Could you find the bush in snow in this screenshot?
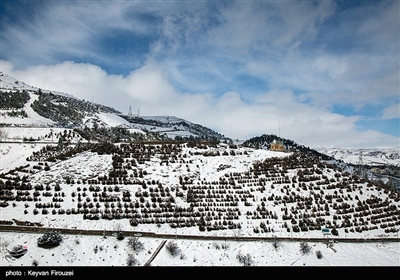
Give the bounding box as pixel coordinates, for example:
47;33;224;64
37;230;62;248
331;227;339;236
114;223;125;240
116;231;125;240
316;250;323;259
300;242;311;254
126;254;139;266
165;241;180;257
236;252;253;266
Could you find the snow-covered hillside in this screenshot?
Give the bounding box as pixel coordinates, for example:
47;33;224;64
0;71;75;99
118;114;213;140
0;72;123;128
1;141;399;238
0;72;228;142
320;147;400;167
0;140;399;268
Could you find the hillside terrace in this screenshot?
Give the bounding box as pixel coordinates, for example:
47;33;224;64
0;142;399;238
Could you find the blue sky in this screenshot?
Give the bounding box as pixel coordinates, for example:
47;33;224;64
1;0;399;149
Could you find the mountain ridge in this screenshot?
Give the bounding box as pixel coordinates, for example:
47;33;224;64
1;71;398;168
0;72;229;142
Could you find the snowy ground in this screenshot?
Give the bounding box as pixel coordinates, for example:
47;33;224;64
1;231;399;267
0;141;399;270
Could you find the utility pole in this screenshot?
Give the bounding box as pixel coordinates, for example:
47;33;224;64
279;119;280;139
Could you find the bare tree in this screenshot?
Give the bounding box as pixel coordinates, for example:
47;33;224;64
114;223;125;240
0;128;8;141
236;251;253;266
127;237;144;252
165;241;180;257
126;254;138;266
300;242;311;254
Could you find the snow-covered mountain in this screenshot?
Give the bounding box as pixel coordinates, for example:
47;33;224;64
0;71;120;127
320;147;400;167
0;71;74;97
1;72;399;171
0;72;228;142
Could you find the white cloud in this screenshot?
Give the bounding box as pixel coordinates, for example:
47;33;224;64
2;1;398;111
123;62;176;103
1;1;170;68
205;1;335;52
357;1;400;51
382;103;400;120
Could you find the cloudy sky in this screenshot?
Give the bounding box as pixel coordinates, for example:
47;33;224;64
0;0;399;149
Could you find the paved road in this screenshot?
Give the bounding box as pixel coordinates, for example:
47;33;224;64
0;224;399;243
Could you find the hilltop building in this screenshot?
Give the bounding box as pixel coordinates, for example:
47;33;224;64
270;120;285;152
270;139;285;152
